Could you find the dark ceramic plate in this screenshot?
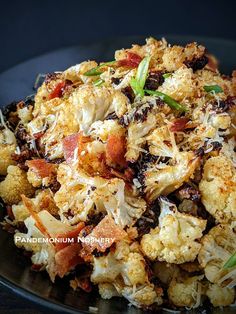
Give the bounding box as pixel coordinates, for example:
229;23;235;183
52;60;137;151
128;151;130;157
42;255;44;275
0;36;236;314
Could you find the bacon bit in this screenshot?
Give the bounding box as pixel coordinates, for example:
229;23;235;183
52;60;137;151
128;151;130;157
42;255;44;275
72;277;92;293
84;215;126;253
118;52;142;68
110;167;134;182
27;159;56;178
106;135;127;168
62;132;91;163
170;117;189;132
31;264;44;271
48;80;72;100
55;243;84;278
21;195;51;238
33;131;44;140
55;222;85;251
6;205;15;220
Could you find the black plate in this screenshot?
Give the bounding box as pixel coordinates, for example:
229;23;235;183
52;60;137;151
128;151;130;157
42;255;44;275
0;35;236;314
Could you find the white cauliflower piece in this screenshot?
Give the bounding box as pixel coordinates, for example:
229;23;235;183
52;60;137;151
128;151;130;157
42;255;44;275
141;197;206;263
120;283;162;308
70;85;128;133
159;67;195;102
144;151;200;203
55;164;146;227
168;275;204;308
198;224;236;288
98;283;121;299
147;125;174;157
0;110;17;175
206;283;235;307
199;155;236;223
91;241;163;307
89;119;125;142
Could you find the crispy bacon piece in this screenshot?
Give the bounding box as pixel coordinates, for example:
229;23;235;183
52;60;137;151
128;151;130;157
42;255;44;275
55;222;85;251
118;52;142;68
55;243;84;278
27;159;56;178
48;80;72;100
62;132;91;163
106;135;127;168
84;215;126;253
170;117;189;132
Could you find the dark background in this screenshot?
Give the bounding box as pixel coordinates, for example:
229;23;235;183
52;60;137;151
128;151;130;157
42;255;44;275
0;0;236;73
0;0;236;313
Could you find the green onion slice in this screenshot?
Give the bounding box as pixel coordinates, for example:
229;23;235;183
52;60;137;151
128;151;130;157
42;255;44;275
130;56;151;97
223;252;236;269
93;78;104;87
163;73;172;79
204;85;223;94
145;89;188;112
84;61;116;76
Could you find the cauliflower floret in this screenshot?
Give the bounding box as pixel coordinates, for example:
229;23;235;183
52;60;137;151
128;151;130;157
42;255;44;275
91;241;163;307
12;189;59;222
0;144;16;175
70;85;128;133
124;98;168;162
141;197;206;264
55;164;146;226
162;42;205;72
198;224;236;288
0;165;35;205
63;60;98;83
199;155;236;223
168;275;204;308
98;283;121;299
144;151;200;203
159;67;195;102
147;126;174;157
120;283;162;307
89;119;125;142
206;283;235;307
0;110;17;175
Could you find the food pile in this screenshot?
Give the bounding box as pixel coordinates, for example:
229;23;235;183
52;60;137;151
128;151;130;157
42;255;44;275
1;37;236;310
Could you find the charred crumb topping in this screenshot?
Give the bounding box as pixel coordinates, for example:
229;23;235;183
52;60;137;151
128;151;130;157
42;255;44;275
1;36;236;311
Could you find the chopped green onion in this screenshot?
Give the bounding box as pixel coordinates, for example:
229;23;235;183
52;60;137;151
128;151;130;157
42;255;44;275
204;85;223;94
145;89;188;112
130;56;151;97
163;73;172;79
93;78;104;87
223;252;236;269
84;61;116;76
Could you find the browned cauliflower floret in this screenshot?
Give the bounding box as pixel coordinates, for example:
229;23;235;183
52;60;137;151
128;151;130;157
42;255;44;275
199;155;236;223
198;224;236;288
141;197;206;264
91;241;163;307
167;275;204;308
144;151;200;203
0;110;17;175
63;60;98;83
55;164;146;226
0;144;16;175
158;67;195;102
0;165;35;205
206;283;235;307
